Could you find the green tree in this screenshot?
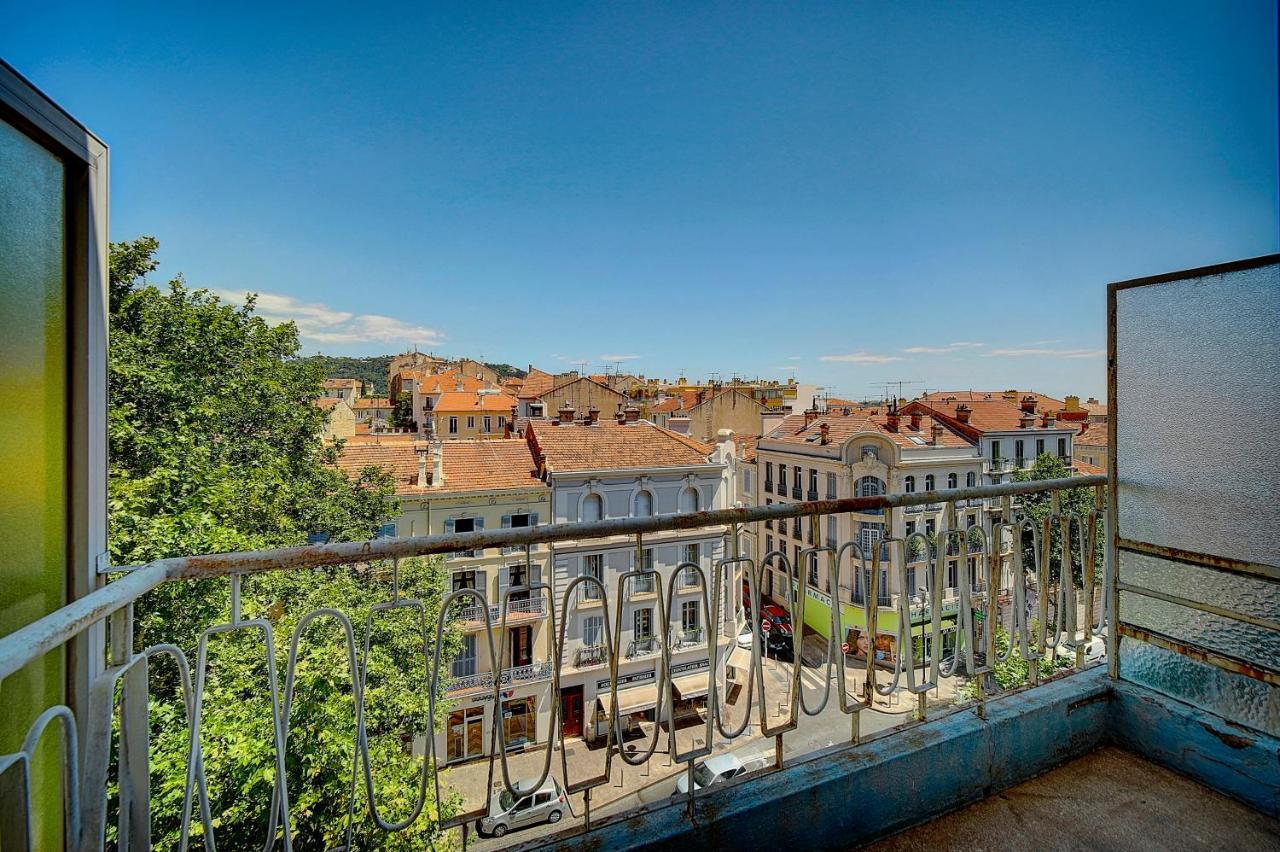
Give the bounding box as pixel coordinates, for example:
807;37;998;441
390;394;417;430
1009;454;1106;586
961;627;1073;699
108;238;458;849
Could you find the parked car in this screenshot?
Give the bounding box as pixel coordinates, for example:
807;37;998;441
478;777;568;838
673;753;748;795
736;617;795;661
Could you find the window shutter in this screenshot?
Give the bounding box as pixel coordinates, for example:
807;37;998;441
531;565;542;586
476;570;488;604
501;514;512;553
474;517;485;530
498;567;509;604
444;517;455;534
530;511;540;526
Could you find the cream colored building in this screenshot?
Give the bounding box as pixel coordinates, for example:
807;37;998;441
537;376;629;423
1074;421;1109;472
314;396;356;440
650;387;766;444
352;396;393;426
334;438;553;764
754;406;984;655
322;377;364;402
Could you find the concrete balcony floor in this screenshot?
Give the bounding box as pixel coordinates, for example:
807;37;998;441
868;746;1280;852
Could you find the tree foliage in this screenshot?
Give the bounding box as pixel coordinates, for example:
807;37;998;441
1010;454;1106;586
108;238;459;849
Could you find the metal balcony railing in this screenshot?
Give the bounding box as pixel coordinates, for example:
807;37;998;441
668;627;705;649
0;474;1113;849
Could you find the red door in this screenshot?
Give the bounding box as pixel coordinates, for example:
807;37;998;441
560;686;584;738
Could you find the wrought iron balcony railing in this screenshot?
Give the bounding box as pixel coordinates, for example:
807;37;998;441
0;474;1110;849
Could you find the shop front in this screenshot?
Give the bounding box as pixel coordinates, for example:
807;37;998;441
437;681;552;764
587;669;658;743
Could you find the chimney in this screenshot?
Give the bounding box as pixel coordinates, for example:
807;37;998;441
886;411;900;431
930;423;945;445
587;405;600;425
1020;411;1035;429
624;405;640;423
909;411;922;431
955;404;972;424
819;422;830;445
431;439;444;487
1042;411;1057;428
558;403;576;423
414;441;430;487
803;408;819;427
1020;395;1037;414
455;377;464;392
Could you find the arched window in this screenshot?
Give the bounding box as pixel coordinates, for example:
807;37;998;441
925;474;935;491
904;475;916;493
856;476;884;498
679;486;700;513
634;490;653;517
966;472;976;487
947;473;957;489
582;493;603;522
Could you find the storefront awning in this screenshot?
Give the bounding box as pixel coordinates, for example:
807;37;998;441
725;645;752;676
596;683;659;717
670;671;709;701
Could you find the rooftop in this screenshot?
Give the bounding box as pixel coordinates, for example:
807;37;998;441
333;438;543;494
432;390;518;413
527;420;714;472
766;408;973;450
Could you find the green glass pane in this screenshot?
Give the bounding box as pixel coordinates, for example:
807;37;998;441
0;115;68;848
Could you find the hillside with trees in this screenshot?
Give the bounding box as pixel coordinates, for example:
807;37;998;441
302;354;527;395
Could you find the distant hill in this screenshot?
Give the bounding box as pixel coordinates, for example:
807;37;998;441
302;355;526;395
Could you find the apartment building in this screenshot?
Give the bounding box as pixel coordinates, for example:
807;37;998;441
537;376;629;424
427;389;516;439
352;396;393;425
755;405;983;662
332;438;553;764
314;396;356;440
903;394;1078;483
321;377;363;401
649;387;766;444
1074;420;1109;473
525;419;738;743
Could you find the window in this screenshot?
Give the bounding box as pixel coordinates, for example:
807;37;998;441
453;635;477;677
857;476;885;498
377;522;397;539
807;552;819;586
1015;439;1025;463
826;471;837;499
683;543;700;565
947;473;957;489
681;600;700;633
778;464;787;494
640;548;655;571
498;415;506;429
744;467;754;494
766;534;773;553
679;486;699;513
1058;437;1068;458
467;416;476;429
792;516;801;538
966;472;976;487
925;518;936;537
808;468;818;497
446;515;483;557
924;474;935;491
765;462;774;489
581;493;603;522
583;614;603;646
634;490;654;517
826;515;837;548
448;416;458;434
582;554;603;599
991;440;1001;460
861;445;879;462
765;498;773;529
904;475;915;493
483;415;492;432
634;608;653;639
451;570;478;592
859;523;883;559
452;517;475;533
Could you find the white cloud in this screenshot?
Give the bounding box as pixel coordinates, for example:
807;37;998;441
902;342;985;354
819;352;904;364
984;347;1103;359
786;356;802;361
600;353;641;362
219;290;444;347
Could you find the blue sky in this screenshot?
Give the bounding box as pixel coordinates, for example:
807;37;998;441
5;1;1276;400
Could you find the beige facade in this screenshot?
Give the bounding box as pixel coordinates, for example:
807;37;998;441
538;376;628;421
315;397;356;440
652;388;765;444
448;358;500;385
322;378;363;401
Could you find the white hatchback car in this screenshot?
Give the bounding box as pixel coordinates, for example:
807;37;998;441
478;777;568;838
673;753;747;795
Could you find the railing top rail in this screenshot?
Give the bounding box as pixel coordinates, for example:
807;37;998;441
0;475;1102;682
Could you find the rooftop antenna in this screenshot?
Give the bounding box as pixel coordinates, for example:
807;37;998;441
869;379;923;404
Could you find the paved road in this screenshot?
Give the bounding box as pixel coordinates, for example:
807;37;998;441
464;655;958;850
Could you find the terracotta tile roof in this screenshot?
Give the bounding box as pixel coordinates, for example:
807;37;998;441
313;397;345;411
905;397;1069;435
353;397;391;410
432;390;518;413
322;378;362;390
517;367;557;400
527;421;713;472
333;438;544;495
922;389;1067;409
733;434;759;463
416;371;492;395
343;432;419;445
768;408;973;449
1074;460;1106;476
1075;423;1110;447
